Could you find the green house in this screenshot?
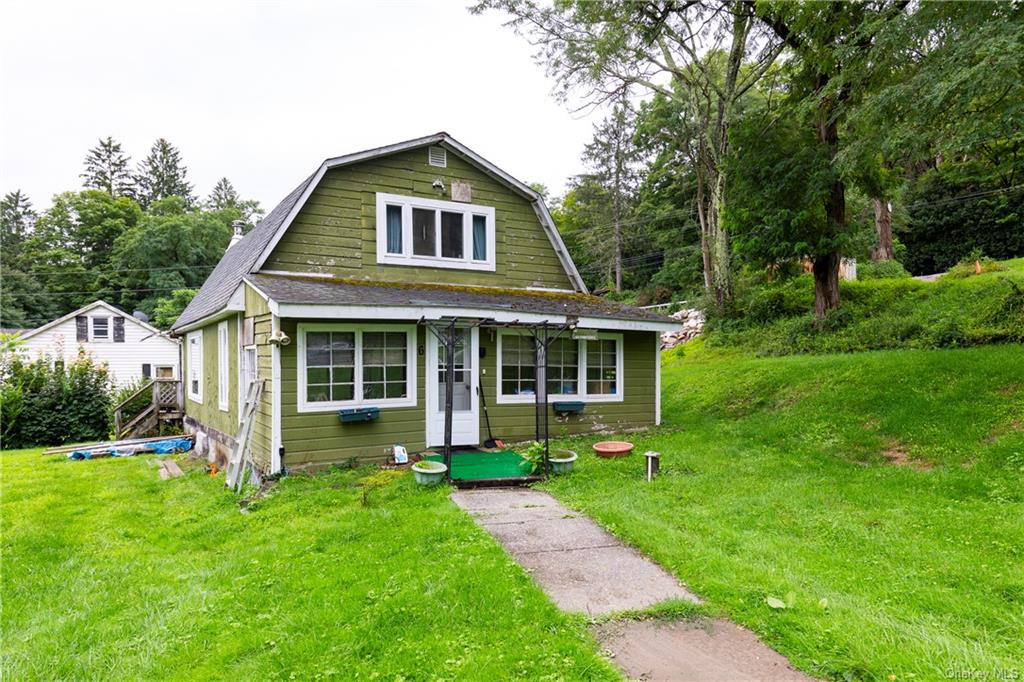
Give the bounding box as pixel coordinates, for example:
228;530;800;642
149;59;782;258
171;133;680;474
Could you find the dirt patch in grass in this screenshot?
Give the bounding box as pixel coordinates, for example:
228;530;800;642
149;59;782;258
882;440;933;471
996;382;1020;396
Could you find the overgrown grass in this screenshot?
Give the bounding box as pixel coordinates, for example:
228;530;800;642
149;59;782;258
1;452;617;680
708;262;1024;355
542;343;1024;681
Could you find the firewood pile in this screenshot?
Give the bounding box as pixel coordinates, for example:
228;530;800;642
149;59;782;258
660;308;704;349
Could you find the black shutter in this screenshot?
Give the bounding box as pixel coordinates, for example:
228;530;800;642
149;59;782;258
113;316;125;342
142;363;152;378
75;316;88;342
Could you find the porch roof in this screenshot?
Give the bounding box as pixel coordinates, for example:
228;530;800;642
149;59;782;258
244;274;682;331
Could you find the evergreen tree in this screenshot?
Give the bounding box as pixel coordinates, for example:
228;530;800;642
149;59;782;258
207;177;240;211
0;191;56;328
135;138;194;208
80;136;135;197
0;190;36;265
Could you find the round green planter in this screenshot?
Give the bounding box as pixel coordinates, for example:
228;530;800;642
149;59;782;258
548;450;578;475
412;460;448;486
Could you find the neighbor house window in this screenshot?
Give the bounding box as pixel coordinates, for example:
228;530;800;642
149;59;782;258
375;192;495;271
187;331;203;403
156;366;175;379
297;324;416;412
497;332;623;403
217;321;229;411
91;316;110;341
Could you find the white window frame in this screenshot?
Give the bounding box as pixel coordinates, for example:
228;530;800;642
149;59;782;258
297;323;417;413
495;331;624;405
374;192;496;272
186;330;203;403
217;320;230;412
90;316;111;342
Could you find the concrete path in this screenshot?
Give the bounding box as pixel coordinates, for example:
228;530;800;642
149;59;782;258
451;488;700;615
593;620;813;682
452;487;814;681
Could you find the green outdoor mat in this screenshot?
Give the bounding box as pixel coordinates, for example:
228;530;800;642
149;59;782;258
424;450;533;480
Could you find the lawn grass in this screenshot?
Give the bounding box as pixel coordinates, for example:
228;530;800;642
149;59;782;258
542;343;1024;681
1;451;617;680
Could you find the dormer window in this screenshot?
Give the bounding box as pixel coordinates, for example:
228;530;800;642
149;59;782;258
375;192;495;272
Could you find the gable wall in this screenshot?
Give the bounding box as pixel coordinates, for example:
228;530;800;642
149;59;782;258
19;310;179;387
262;147;574;290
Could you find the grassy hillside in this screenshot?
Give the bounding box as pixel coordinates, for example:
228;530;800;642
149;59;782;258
708;258;1024;355
544;343;1024;680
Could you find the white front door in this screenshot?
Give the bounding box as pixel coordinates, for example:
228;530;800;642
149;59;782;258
426;327;480;447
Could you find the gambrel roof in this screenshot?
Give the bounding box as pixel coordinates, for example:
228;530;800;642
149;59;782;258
172;133;585;331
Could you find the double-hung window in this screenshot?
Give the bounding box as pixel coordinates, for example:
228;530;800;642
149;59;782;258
297;324;417;412
186;331;203;403
91;316;110;341
497;332;623;403
375;192;495;271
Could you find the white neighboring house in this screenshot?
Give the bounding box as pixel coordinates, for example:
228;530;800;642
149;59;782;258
15;301;179;386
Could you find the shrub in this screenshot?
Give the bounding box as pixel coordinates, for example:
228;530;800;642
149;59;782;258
944;249;1008;279
0;351;113;449
858;260;911;280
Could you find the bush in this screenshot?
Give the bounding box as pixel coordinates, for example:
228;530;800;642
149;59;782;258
0;351;113;449
944;249;1007;279
704;263;1024;356
858;260;911;280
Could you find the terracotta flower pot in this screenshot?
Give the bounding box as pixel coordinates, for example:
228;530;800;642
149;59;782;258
593;441;634;458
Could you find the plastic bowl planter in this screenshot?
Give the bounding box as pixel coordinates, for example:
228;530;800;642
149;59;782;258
593;441;634;458
548;449;578;474
411;460;448;486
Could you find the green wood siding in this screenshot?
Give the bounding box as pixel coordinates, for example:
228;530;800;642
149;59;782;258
278;320;427;469
276;322;656;470
250;312;274;471
262;148;574;290
478;330;656;440
183;314;240;437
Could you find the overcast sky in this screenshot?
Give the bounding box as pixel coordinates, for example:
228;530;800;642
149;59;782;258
0;0;602;214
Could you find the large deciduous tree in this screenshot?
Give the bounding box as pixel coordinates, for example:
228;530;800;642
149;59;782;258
473;0;782;309
81;136;135;198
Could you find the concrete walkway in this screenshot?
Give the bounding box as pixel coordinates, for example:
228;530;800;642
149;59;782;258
451;487;814;682
451;487;700;615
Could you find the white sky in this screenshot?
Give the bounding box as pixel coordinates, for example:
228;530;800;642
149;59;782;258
0;0;601;214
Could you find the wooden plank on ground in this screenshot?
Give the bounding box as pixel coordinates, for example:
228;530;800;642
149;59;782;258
44;434;190;456
158;466;170;481
163;460;184;478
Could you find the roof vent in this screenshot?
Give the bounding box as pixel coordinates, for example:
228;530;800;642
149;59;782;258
428;146;447;168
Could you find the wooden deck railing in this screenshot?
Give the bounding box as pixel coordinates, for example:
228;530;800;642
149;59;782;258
113;378;183;440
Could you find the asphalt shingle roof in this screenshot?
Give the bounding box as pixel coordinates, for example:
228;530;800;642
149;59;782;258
244;274;676;325
171;176;314;331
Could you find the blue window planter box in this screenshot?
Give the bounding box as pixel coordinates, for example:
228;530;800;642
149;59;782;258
552;401;585;415
338;407;380;423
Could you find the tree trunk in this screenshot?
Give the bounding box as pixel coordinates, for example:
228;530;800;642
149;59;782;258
815;103;845;317
707;170;732;308
813;252;841;319
871;197;894;261
613;218;622;292
695;170;713;291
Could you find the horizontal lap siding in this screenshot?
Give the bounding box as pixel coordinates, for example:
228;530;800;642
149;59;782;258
277;323;657;469
262;148;573;290
183;315;239;437
250;313;273;470
279;321;427;469
478;330;656;440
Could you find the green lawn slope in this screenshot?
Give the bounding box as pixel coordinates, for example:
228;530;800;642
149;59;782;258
543;343;1024;680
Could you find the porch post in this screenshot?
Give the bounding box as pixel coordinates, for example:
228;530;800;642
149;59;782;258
535;322;550;477
443;320;456;479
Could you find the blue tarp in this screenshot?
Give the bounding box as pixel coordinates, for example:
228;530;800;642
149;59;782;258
67;437;193;460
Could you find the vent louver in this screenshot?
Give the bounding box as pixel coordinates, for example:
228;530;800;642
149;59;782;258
428;146;447;168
